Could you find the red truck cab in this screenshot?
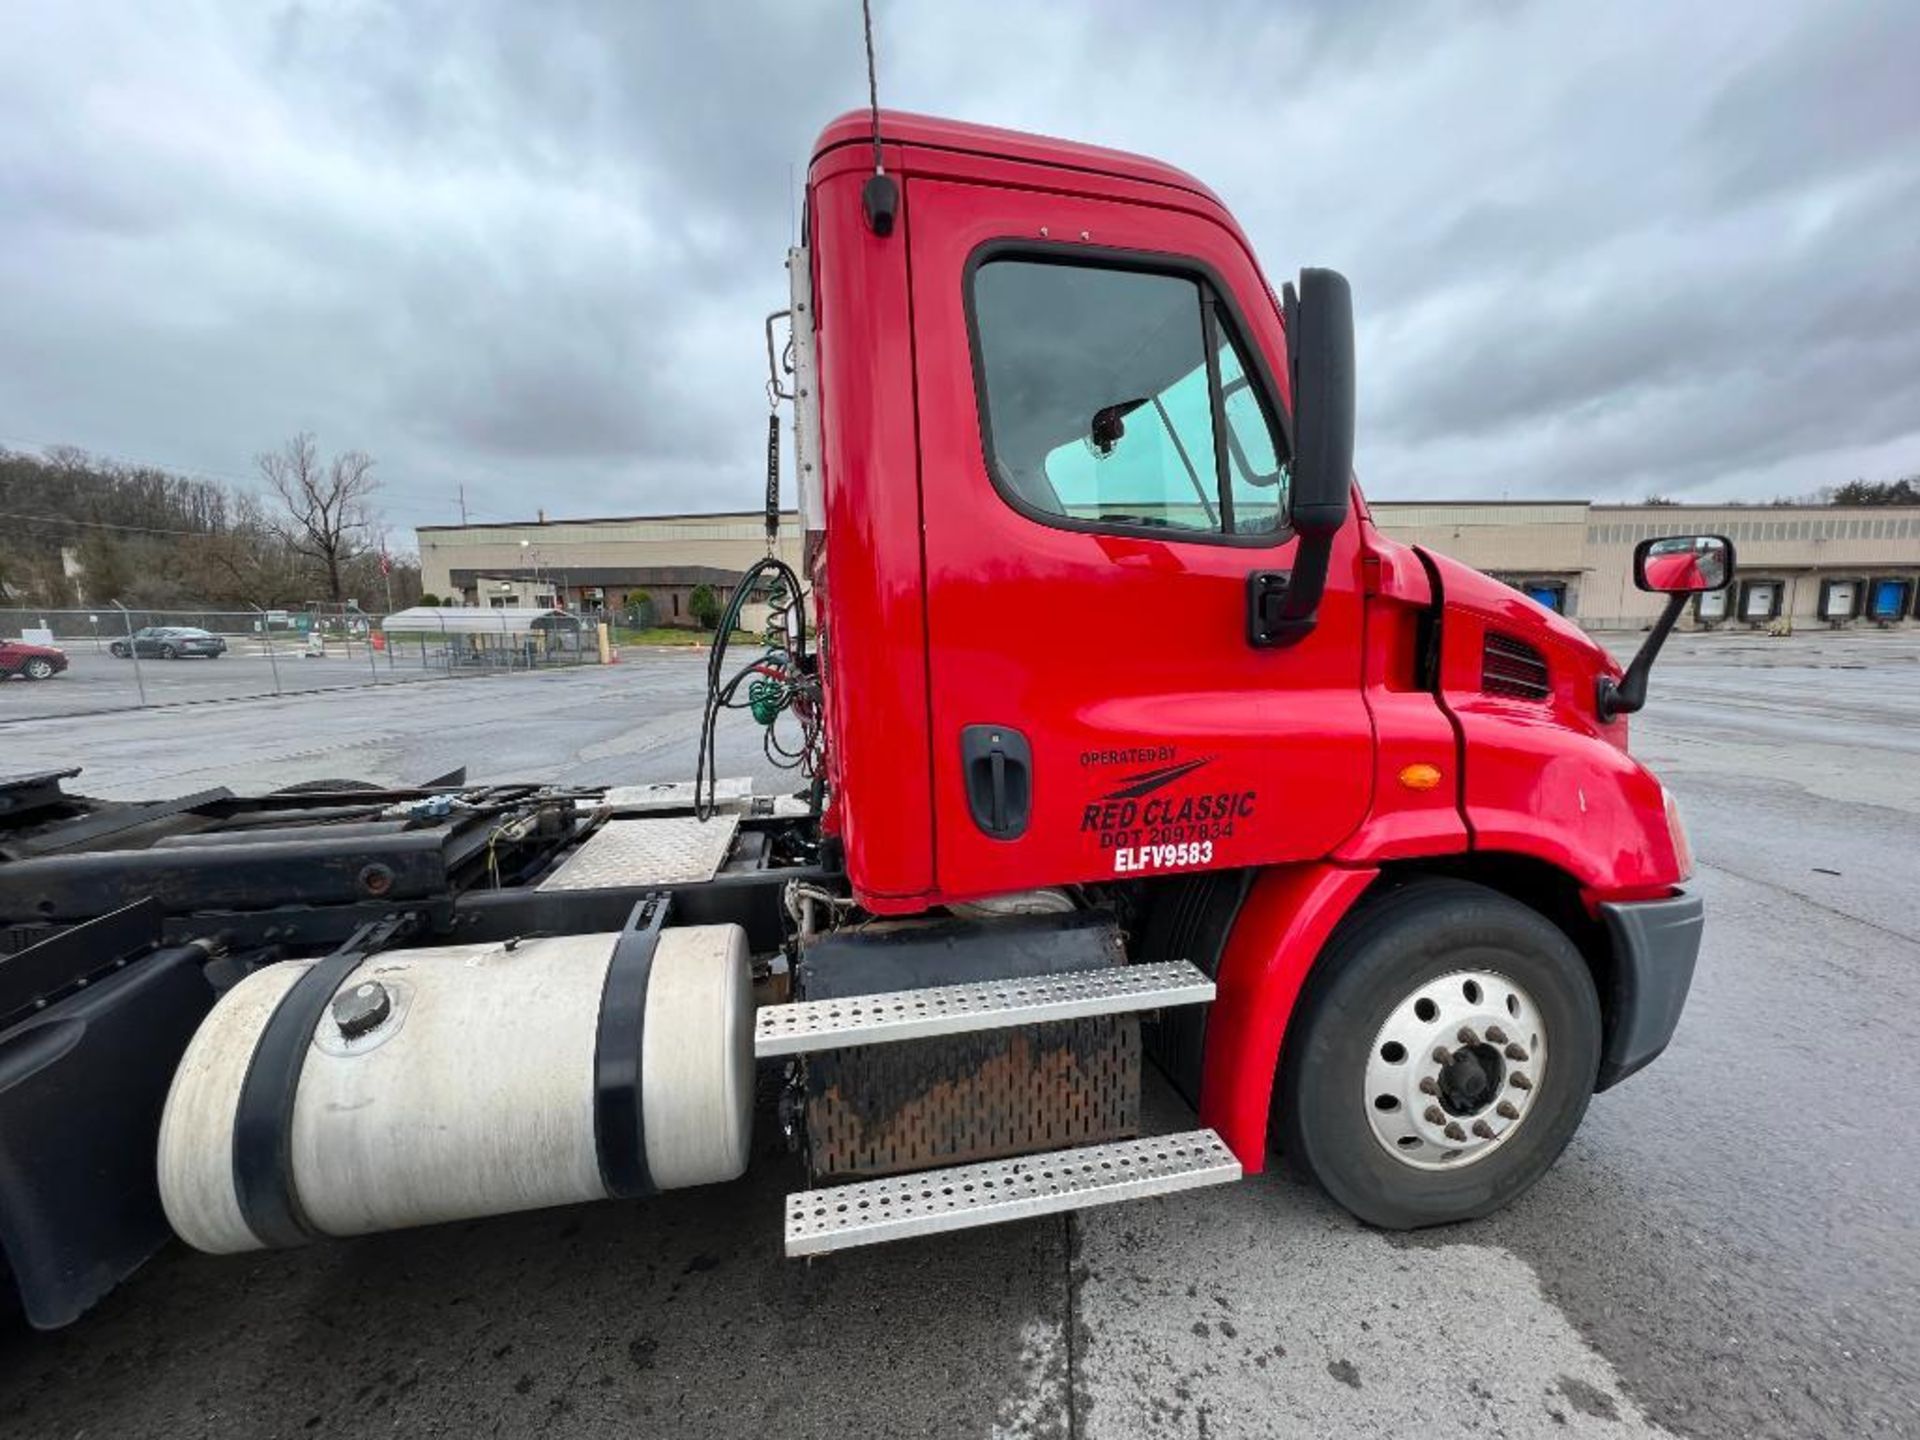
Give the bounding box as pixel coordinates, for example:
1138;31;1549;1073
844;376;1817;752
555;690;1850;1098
795;111;1713;1226
0;113;1732;1333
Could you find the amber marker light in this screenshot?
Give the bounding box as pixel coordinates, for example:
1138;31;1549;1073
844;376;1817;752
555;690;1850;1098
1397;763;1444;792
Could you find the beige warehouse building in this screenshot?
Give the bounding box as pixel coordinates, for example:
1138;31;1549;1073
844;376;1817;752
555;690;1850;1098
1373;502;1920;629
418;513;803;626
418;501;1920;631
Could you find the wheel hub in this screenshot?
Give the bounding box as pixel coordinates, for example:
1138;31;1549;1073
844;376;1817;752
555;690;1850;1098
1436;1043;1503;1116
1363;969;1548;1171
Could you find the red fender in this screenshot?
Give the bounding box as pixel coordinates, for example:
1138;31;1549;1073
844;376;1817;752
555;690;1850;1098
1198;863;1379;1171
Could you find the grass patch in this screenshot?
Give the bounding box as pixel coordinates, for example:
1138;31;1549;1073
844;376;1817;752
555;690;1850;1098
612;626;757;648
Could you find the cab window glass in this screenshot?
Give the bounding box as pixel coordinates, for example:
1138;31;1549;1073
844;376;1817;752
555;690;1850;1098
971;258;1289;538
1217;338;1286;533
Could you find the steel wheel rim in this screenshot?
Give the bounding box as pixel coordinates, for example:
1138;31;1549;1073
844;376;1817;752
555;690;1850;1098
1363;968;1547;1171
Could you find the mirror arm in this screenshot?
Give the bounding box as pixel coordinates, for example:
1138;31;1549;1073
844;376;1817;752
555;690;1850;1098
1247;528;1333;648
1597;590;1688;721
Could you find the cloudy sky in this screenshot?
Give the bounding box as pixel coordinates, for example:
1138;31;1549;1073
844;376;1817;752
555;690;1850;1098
5;1;1919;543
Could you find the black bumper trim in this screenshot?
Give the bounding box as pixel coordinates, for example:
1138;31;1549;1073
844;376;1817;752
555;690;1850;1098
1595;889;1704;1090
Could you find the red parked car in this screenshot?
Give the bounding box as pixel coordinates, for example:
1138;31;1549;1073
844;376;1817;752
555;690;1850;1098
0;639;69;681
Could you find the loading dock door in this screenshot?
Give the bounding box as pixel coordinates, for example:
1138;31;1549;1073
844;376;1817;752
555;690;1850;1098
1819;579;1860;621
1869;578;1912;621
1741;580;1782;620
1696;588;1729;622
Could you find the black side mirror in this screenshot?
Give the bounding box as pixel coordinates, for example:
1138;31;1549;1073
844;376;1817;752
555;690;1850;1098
1248;268;1355;647
1288;267;1356;538
1598;533;1737;720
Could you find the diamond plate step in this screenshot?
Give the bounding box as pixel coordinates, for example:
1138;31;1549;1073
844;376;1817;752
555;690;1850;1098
591;778;753;814
754;959;1213;1058
785;1130;1241;1257
535;814;741;891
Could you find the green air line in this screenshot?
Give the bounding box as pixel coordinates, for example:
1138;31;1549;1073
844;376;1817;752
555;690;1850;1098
749;676;786;725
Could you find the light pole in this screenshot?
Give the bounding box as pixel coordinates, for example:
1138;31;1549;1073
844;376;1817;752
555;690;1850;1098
518;540;564;609
519;539;543;606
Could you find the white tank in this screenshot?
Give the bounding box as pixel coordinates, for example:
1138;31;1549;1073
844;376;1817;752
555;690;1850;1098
157;926;753;1254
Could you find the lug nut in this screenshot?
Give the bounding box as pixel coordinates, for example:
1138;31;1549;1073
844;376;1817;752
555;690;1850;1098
1424;1106;1446;1126
1418;1077;1439;1096
1457;1026;1480;1046
1432;1047;1452;1065
1472;1119;1496;1140
1486;1025;1509;1045
1510;1072;1533;1091
1443;1121;1467;1142
1504;1043;1529;1062
1497;1100;1520;1120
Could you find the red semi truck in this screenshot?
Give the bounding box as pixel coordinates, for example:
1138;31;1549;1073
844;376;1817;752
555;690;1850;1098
0;112;1727;1326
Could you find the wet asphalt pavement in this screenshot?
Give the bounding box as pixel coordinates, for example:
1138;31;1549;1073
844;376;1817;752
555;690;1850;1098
1;633;1916;1438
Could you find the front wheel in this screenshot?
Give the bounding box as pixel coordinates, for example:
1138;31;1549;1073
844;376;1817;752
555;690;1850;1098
23;659;55;681
159;645;178;659
1276;878;1601;1230
110;643;129;658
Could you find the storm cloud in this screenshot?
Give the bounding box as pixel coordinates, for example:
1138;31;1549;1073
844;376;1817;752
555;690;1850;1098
3;0;1917;534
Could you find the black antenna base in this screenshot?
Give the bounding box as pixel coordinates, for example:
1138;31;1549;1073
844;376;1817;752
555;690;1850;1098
862;173;899;237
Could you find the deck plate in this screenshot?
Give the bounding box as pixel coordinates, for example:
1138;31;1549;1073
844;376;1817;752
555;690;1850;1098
536;814;740;890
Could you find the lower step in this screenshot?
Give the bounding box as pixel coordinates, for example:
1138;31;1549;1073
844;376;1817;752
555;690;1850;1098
784;1129;1241;1257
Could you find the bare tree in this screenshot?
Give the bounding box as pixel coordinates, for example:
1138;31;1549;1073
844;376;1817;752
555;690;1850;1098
257;432;379;602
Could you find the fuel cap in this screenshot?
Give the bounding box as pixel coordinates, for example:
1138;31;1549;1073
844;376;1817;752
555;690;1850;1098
332;979;392;1039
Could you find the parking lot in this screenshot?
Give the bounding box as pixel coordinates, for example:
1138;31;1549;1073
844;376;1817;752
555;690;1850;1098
0;644;418;723
0;638;584;725
1;634;1917;1438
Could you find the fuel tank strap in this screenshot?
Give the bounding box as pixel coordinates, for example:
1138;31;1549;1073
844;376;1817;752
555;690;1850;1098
592;893;672;1199
230;950;369;1248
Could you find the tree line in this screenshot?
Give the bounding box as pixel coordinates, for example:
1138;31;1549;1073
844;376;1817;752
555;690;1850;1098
1827;477;1920;506
1644;477;1920;507
0;435;423;612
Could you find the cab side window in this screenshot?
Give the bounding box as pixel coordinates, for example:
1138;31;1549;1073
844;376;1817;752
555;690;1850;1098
969;256;1290;539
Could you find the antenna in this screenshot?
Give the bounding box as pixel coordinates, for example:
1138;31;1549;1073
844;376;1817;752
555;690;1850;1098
859;0;898;236
863;0;883;176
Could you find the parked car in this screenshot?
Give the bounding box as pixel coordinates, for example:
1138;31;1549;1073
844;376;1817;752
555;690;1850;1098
0;639;70;681
108;627;228;660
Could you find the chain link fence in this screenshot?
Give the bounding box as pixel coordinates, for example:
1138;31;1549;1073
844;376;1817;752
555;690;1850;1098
1;603;608;723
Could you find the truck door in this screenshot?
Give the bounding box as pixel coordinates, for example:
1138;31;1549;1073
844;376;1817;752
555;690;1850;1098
908;178;1373;900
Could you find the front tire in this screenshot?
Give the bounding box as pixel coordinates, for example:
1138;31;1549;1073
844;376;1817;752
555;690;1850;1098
23;659;55;681
1276;878;1601;1230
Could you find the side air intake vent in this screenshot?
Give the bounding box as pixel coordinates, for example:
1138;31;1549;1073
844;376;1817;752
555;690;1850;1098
1482;631;1551;700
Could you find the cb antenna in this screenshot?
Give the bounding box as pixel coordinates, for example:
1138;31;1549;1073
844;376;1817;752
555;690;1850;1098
860;0;898;236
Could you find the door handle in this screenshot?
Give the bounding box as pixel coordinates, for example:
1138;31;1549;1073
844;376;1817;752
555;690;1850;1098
961;724;1032;839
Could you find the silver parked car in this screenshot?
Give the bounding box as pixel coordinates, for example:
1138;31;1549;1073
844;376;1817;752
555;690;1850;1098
109;626;229;660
